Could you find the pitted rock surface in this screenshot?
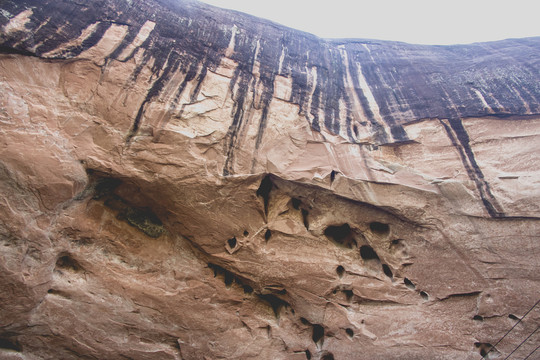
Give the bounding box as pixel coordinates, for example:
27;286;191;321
1;1;539;359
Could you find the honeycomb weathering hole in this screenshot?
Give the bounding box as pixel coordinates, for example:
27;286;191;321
0;337;22;352
55;254;82;272
360;245;379;260
264;229;272;242
369;222;390;235
336;265;345;278
256;175;273;215
291;198;301;210
227;237;237;249
321;352;335;360
312;324;324;345
324;224;356;248
404;278;415;289
382;264;393;278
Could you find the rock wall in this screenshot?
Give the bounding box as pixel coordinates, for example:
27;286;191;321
1;1;539;359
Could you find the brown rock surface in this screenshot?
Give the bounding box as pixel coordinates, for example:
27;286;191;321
0;1;539;359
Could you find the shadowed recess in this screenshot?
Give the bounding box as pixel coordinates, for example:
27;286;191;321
324;224;356;248
257;175;273;215
360;245;379;260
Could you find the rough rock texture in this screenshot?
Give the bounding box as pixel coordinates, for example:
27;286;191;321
1;1;540;359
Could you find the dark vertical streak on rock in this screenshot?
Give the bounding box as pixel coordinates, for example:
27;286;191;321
126;49;180;144
346;57;388;144
440;118;504;217
222;67;250;176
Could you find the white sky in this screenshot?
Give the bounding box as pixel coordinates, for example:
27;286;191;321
198;0;540;45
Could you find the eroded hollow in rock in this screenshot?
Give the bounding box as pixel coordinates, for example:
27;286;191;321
321;352;334;360
404;277;415;289
89;172;165;238
336;265;345;278
264;229;272;242
369;222;390;236
0;337;22;352
420;291;429;300
312;324;324;346
346;328;354;338
227;237;237;250
382;264;393;278
324;224;356;248
360;245;379;260
301;208;309;230
258;294;289;319
473;315;483;321
55;254;82;272
343;289;354;301
475;342;499;358
257;175;273;215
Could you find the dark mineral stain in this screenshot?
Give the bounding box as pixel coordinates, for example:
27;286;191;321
440;118;504;217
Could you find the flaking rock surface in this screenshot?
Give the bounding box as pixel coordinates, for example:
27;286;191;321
0;1;539;359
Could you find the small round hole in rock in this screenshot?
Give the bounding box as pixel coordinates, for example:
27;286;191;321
321;352;334;360
420;291;429;300
508;314;519;320
243;230;249;236
227;237;237;249
370;222;390;235
336;265;345;278
360;245;379;260
345;328;354;338
264;229;272;241
382;264;393;278
404;277;415;289
473;315;483;321
291;198;301;210
243;285;253;294
305;349;311;359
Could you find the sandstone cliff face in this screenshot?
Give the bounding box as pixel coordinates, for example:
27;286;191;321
1;1;539;359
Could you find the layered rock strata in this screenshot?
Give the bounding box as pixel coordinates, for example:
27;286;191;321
1;1;539;359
